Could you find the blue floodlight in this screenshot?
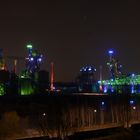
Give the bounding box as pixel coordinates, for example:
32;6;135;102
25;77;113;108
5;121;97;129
88;67;92;71
103;86;107;93
130;100;134;105
131;85;135;94
30;57;34;61
108;50;114;54
101;101;105;105
38;58;42;62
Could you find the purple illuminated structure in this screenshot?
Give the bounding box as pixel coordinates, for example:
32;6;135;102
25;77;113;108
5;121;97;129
26;45;43;74
107;50;122;79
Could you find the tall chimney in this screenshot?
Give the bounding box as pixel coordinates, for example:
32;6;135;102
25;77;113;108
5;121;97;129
13;59;17;73
50;62;54;92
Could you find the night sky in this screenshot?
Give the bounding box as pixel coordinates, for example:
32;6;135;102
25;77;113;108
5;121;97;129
0;0;140;82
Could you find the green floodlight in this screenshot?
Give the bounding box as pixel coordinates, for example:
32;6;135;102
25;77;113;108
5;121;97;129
27;44;33;49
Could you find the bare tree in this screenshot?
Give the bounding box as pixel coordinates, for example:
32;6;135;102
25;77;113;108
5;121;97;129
0;111;28;139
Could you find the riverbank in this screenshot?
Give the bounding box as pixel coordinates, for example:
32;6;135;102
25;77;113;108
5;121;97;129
67;124;140;140
86;127;140;140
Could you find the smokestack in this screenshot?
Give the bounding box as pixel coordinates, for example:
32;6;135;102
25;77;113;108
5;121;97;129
50;62;54;92
99;65;103;92
13;59;17;73
99;65;102;81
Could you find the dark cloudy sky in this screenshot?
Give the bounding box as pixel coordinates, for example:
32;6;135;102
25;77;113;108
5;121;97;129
0;0;140;82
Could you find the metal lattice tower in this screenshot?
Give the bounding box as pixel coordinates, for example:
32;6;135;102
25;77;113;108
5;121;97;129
26;45;43;74
107;50;122;79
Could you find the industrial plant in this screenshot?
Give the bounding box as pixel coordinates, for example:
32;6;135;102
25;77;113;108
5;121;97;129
0;45;140;96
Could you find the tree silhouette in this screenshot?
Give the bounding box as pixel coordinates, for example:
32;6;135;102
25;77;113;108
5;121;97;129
0;111;27;139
